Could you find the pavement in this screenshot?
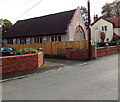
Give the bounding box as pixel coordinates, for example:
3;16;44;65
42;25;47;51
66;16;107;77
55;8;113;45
2;54;118;100
1;54;118;82
1;58;86;81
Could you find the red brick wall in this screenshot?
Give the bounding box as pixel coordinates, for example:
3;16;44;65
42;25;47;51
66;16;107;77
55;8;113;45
92;45;120;58
66;49;88;60
97;48;107;57
66;45;120;60
1;52;43;74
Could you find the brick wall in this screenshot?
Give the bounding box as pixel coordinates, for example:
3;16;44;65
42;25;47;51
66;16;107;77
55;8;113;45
92;45;120;58
1;52;43;74
66;45;120;60
66;48;88;60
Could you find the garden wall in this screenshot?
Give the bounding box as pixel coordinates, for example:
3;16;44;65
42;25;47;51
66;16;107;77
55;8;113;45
0;52;43;74
92;45;120;58
66;45;120;60
66;48;88;60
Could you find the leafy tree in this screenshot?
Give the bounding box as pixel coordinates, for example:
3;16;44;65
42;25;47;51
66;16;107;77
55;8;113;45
101;0;120;18
80;6;88;27
113;0;120;17
101;3;113;18
0;19;12;34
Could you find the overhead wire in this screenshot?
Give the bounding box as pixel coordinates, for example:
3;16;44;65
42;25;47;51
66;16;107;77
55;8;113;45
14;0;42;20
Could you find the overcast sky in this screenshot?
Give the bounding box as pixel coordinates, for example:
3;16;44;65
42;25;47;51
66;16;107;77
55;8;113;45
0;0;114;24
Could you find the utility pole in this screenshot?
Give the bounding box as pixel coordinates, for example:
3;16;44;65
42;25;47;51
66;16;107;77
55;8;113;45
88;0;92;59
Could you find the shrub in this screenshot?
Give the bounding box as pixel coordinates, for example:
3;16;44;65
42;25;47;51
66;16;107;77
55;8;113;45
97;42;106;47
17;48;39;55
108;42;117;46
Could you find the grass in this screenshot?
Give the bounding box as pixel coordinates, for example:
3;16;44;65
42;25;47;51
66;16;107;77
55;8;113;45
45;59;65;63
41;63;48;68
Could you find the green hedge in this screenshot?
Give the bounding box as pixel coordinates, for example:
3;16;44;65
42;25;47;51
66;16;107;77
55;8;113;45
97;42;118;47
108;42;117;46
17;48;39;55
97;42;106;47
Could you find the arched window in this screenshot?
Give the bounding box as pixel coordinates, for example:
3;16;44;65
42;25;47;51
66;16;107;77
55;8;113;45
74;25;85;41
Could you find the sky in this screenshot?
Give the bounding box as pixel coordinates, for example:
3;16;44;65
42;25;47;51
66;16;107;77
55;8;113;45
0;0;114;24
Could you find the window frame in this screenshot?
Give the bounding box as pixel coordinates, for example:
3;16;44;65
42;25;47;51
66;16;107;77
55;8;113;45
51;36;61;42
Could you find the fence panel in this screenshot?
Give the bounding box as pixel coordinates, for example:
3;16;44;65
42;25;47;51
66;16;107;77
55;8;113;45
57;42;67;55
51;42;57;55
3;40;88;55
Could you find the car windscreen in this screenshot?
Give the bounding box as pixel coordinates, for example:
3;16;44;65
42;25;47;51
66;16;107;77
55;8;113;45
3;47;13;51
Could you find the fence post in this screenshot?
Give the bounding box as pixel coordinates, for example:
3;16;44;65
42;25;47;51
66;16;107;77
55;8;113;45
38;48;44;64
91;46;96;59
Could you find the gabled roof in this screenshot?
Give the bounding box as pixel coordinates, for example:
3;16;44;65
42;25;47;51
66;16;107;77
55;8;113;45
91;17;114;26
91;16;120;28
106;16;120;28
3;9;76;38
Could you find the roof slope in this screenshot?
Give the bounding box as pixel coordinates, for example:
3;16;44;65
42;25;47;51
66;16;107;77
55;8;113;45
3;9;76;38
106;16;120;28
91;16;120;28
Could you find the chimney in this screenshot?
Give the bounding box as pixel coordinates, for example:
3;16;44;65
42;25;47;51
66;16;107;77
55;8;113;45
94;15;98;22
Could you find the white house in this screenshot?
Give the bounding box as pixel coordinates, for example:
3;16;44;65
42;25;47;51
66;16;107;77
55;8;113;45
91;16;120;43
2;7;87;45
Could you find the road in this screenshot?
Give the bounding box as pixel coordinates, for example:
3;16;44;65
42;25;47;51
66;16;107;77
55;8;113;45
2;54;118;100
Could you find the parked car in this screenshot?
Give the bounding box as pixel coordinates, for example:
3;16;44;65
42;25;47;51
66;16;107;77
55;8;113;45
0;47;17;56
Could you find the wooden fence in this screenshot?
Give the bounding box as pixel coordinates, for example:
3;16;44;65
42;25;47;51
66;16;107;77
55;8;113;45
3;40;88;55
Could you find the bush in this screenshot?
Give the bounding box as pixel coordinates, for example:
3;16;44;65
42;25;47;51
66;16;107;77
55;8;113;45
97;42;106;47
17;48;39;55
108;42;117;46
97;41;118;47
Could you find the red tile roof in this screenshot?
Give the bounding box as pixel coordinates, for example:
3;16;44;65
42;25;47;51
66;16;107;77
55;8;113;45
106;16;120;28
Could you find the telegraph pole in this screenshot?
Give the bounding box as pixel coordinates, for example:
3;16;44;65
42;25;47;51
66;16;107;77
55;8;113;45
88;0;92;59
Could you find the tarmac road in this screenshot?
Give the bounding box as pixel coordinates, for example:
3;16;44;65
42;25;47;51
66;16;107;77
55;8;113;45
2;54;118;100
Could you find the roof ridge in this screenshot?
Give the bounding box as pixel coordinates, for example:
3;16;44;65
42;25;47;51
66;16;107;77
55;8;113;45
3;8;76;38
17;9;76;22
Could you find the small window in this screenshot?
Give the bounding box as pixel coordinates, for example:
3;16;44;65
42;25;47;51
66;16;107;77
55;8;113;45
51;36;54;42
58;36;61;41
7;39;13;44
102;26;107;31
102;26;104;31
55;36;57;41
34;37;42;43
51;36;61;42
105;26;107;31
20;38;26;44
40;37;42;43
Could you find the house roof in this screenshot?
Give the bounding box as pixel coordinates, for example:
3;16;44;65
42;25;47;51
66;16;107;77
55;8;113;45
106;16;120;28
91;16;120;28
91;17;114;26
3;9;76;38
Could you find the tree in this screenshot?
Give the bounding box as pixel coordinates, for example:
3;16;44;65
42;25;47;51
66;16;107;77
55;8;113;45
80;6;88;27
0;19;12;34
113;0;120;17
101;3;113;18
101;0;120;18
